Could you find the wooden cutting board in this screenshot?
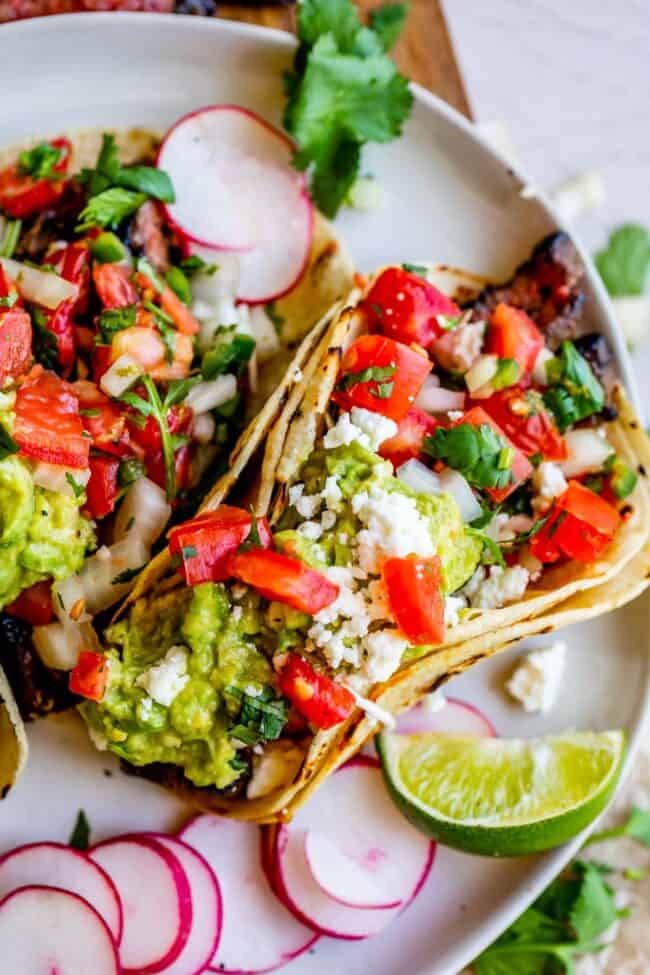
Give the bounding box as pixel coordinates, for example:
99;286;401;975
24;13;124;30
216;0;471;118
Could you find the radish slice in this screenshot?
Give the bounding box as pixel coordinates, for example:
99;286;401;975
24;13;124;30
396;696;497;737
179;814;317;974
90;836;192;975
304;831;401;911
0;842;122;943
0;886;119;975
144;834;222;975
270;757;434;939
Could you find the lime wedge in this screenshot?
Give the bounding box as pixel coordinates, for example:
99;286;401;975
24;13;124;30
377;729;625;856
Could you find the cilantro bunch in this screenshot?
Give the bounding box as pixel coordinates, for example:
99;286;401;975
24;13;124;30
284;0;412;218
226;685;289;746
543;340;605;433
595;224;650;297
424;423;515;492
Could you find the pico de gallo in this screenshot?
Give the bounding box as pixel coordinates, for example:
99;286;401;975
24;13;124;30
0;131;282;670
78;237;642;799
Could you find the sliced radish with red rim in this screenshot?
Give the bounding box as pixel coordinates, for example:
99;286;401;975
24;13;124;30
0;841;123;944
0;886;120;975
90;835;192;975
303;831;401;911
268;757;434;939
396;696;497;737
179;814;317;974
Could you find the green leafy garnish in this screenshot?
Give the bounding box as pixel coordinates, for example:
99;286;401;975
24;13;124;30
492;357;521;391
594;223;650;297
424;423;514;492
227;685;289;745
90;231;127;264
18;141;64;181
283;0;413;217
0;424;19;462
117;166;174;203
337;363;396;399
0;290;18;309
202;326;256;380
78;133;174;204
68;809;91;851
31;307;59;370
544;340;605;433
586;806;650;848
77;187;147;232
65;473;85;499
111;565;145;585
179;254;217;276
97;304;137;343
0;219;22;259
165;266;191;305
118;457;146;488
237;509;265;554
402;262;428;278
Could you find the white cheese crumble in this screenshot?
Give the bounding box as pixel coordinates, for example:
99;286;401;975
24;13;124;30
349;407;398;450
297;520;323;541
363;630;408;682
288;483;322;519
352;484;437;573
506;641;567;713
462;565;530;610
444;594;466;628
323;411;371;450
532;461;568;513
346;687;397;729
321;475;343;508
136;646;190;708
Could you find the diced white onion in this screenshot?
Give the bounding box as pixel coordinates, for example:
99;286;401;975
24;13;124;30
0;257;78;309
560;429;613;478
397;459;482;522
190;253;240;306
465;354;498;395
551;171;605;224
32;620;94;670
192;412;216;444
100;354;143;399
613;296;650;347
532;346;554;386
77;535;150;615
113;477;171;548
53;574;91;624
32;462;90;497
196;297;242;352
248;305;281;362
415;375;466;413
185;375;237;413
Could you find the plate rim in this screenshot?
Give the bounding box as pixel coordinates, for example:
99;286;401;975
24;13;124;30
1;12;648;974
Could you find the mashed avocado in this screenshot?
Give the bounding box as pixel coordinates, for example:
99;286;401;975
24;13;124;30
0;455;95;608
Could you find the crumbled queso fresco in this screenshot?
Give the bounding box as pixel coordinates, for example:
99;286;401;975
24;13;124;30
460;564;530;610
136;646;190;707
506;641;567;712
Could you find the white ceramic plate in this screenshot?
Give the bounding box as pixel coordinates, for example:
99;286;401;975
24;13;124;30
0;14;647;975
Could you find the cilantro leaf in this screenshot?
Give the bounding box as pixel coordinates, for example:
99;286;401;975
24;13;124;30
97;304;137;343
337;363;396;397
180;254;217;276
424;423;515;492
296;0;362;50
587;806;650;847
402;262;428;278
369;3;409;51
227;685;288;745
78;133;121;197
202;326;255;380
568;863;618;942
0;424;19;462
77;187;147;231
0;290;18;309
118;457;145;488
117;166;174;203
18;141;64;181
595;223;650;297
79;132;175;204
65;472;85;499
68;809;91;851
543;341;605;433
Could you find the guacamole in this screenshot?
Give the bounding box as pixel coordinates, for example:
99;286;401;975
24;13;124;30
0;455;95;609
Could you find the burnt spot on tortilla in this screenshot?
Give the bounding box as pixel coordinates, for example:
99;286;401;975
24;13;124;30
638;464;647;477
1;784;10;800
620;504;634;518
629;420;639;430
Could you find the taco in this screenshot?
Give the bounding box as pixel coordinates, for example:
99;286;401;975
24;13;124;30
0;664;28;800
77;234;649;822
0;126;353;721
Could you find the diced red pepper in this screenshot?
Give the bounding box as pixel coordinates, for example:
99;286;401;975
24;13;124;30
479;386;567;461
0;307;32;386
485;303;544;375
92;263;138;309
530;480;620;565
278;655;355;729
69;651;109;702
228;549;339;615
6;580;55;626
458;406;533;502
49;241;91;317
168;505;272;585
0;138;70;219
333;334;431;423
379;407;439;469
363;267;461;348
86;456;120;520
14;367;89;469
383;555;445;645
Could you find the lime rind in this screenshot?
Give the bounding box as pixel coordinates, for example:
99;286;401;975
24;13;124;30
377;730;626;857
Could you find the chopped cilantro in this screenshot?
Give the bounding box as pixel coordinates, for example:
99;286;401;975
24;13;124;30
402;263;428;278
79;408;101;418
118;457;145;488
180;254;217;276
0;424;19;461
424;423;515;491
594;223;650;297
77;187;147;232
436;313;462;331
78;133;174;203
586;806;650;848
117;166;174;203
136;257;165;294
0;290;18;309
283;0;413;217
337;363;396;396
202;326;256;380
68;809;91;851
543;340;605;432
65;473;85;499
0;219;22;259
18;141;64;181
227;685;289;745
181;545;198;560
97;304;137;343
369;2;409;51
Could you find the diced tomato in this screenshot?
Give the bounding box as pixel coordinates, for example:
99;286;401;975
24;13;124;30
0;308;32;386
161;285;199;336
459;406;533;502
86;456;120;519
479;387;567;461
41;299;76;377
92;345;112;385
49;242;91;317
127;404;192;453
69;651;109;702
363;267;461;348
74;380;130;457
333;335;431;422
146;444;192;496
92;263;138;309
228;549;339;615
379;408;439;469
278;655;355;730
6;580;54;626
529;480;620;565
383;555;445;645
169;505;272;585
74;325;95;356
14;367;89;469
485;303;544;375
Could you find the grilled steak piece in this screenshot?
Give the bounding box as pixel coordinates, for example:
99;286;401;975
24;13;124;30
120;757;252;799
0;614;74;720
468;232;585;349
128;199;171;272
